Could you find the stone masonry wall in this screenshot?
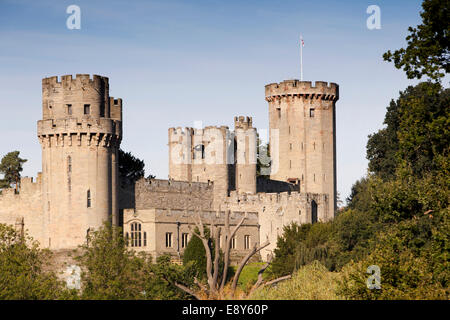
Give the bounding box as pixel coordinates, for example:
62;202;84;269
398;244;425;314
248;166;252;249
0;176;45;245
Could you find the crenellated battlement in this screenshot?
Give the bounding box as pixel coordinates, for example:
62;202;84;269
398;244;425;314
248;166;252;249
234;116;253;130
151;208;259;223
137;178;214;193
0;176;42;200
42;74;109;90
169;126;230;139
224;190;325;206
265;80;339;101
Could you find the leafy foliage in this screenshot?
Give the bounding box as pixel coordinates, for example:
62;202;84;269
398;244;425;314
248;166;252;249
182;227;224;281
383;0;450;80
338;210;449;300
0;224;73;299
76;223;193;300
250;261;341;300
367;82;449;179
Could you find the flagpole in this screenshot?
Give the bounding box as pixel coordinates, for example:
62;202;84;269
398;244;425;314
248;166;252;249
300;35;303;81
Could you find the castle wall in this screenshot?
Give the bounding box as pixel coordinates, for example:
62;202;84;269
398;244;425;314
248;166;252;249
135;178;215;211
0;177;45;245
123;207;260;260
222;191;329;260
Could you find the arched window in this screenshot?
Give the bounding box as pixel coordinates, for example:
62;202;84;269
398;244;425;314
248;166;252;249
130;222;142;247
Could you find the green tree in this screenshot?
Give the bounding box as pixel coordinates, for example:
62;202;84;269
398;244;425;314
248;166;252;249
183;227;223;281
0;224;73;299
257;141;271;178
338;210;449;300
383;0;450;81
76;223;193;300
76;223;147;299
0;151;27;191
367;82;449;178
118;149;146;186
346;177;372;211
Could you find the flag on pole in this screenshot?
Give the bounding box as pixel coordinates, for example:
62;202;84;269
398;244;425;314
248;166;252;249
300;35;304;81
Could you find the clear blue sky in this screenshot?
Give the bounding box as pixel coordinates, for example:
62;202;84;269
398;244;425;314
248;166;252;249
0;0;428;202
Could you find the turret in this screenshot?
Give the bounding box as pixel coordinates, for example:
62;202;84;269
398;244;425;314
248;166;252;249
38;74;122;249
265;80;338;217
234;116;257;194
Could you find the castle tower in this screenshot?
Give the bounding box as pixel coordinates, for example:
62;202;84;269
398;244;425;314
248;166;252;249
234;116;257;194
37;74;122;249
265;80;338;216
168;125;231;201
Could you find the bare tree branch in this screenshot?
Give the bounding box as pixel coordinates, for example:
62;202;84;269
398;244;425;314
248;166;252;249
174;281;202;300
220;210;247;290
231;240;270;295
194;277;209;294
249;254;273;295
260;275;292;288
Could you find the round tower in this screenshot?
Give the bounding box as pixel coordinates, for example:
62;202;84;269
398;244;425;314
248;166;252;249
265;80;338;217
37;74;122;249
234;116;257;194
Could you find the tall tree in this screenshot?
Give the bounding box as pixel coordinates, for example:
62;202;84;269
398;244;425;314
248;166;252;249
118;149;145;186
383;0;450;81
0;151;27;191
367;82;449;178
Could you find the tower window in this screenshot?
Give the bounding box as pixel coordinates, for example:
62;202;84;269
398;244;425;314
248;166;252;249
276;107;281;118
130;222;142;247
87;189;91;208
290;143;292;151
244;235;250;249
67;104;72;115
143;231;147;247
100;103;105;117
310;108;315;117
84;104;90;115
67;156;72;192
194;144;205;159
67;156;72;173
166;232;173;248
231;236;236;249
181;233;189;248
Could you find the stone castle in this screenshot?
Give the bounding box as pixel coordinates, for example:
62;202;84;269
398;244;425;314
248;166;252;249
0;74;338;261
